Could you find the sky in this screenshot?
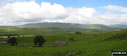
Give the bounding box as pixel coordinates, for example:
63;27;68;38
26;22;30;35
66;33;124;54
0;0;127;26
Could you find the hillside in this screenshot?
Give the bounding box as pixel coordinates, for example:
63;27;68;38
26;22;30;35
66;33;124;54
0;22;125;35
112;24;127;29
21;22;120;31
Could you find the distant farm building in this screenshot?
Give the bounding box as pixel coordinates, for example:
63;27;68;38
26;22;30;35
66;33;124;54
56;41;68;46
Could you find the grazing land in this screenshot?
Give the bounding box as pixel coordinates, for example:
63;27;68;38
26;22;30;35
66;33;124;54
0;23;127;56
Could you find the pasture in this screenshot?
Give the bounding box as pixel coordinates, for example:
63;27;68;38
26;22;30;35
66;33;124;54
0;29;127;56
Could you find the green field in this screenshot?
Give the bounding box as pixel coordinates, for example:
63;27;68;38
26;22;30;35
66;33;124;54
0;28;127;56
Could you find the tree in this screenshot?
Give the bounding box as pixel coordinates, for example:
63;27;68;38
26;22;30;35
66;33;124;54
34;35;46;47
8;37;18;46
76;32;81;35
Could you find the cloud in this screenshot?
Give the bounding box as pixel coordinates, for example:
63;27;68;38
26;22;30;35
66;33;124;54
0;1;96;25
91;13;127;25
0;1;67;25
0;1;127;26
104;5;127;12
61;7;96;24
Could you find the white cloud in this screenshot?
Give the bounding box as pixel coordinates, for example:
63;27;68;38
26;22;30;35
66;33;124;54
58;7;96;24
0;1;127;26
0;1;96;25
104;5;127;12
0;1;67;25
91;13;127;25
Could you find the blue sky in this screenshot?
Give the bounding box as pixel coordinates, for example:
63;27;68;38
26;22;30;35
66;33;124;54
35;0;127;8
10;0;127;8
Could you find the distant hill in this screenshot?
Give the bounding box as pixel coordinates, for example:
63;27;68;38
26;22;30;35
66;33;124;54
0;22;127;35
112;24;127;29
0;22;126;33
23;22;82;28
21;22;121;31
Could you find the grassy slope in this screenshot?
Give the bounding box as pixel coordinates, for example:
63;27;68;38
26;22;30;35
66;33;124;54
0;23;120;35
0;29;127;56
